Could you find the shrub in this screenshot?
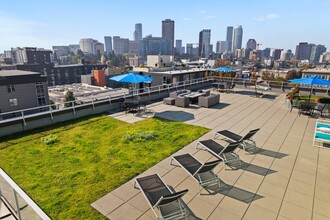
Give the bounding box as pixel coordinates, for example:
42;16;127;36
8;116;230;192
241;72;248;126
319;97;330;104
286;86;300;100
43;134;58;145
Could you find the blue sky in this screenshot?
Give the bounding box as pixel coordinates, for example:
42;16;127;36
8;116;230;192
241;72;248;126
1;0;329;53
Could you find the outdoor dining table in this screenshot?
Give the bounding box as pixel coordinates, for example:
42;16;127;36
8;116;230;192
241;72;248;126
123;99;141;114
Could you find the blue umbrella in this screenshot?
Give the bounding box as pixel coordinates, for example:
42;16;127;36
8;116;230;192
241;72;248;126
110;72;153;84
210;66;236;72
289;76;330;85
289;76;330;99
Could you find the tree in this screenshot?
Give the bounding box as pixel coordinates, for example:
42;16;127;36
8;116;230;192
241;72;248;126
77;49;84;57
63;90;75;107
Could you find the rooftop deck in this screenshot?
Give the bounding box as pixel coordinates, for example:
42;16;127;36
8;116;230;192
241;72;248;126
92;89;330;220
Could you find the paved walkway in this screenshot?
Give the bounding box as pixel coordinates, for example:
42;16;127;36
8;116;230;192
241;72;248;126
93;89;330;220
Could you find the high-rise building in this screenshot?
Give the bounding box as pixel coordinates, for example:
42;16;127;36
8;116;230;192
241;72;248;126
246;39;257;50
79;38;94;54
226;26;233;52
186;43;193;55
282;49;293;61
262;48;271;58
175;40;182;51
52;46;69;57
272;49;282;60
175;40;185;55
310;44;326;63
104;36;112;54
295;42;313;60
319;52;330;63
79;38;104;55
94;43;105;57
162;19;175;55
232;25;243;52
198;29;211;58
133;23;142;41
69;44;80;55
216;41;229;53
4;47;52;64
113;36;129;55
242;48;251;59
141;36;171;56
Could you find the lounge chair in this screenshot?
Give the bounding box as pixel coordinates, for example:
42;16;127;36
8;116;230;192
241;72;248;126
135;174;188;220
214;128;260;153
197;139;241;168
171;153;222;193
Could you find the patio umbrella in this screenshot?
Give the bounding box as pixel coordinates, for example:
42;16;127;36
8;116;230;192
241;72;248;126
110;72;153;84
210;67;236;81
110;72;153;95
289;76;330;100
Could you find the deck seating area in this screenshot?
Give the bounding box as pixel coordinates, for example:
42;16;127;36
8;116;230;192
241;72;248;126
93;88;330;220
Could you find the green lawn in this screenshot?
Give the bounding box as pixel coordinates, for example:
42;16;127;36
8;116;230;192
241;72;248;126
0;116;209;219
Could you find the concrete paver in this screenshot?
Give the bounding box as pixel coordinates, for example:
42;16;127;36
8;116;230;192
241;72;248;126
90;89;330;219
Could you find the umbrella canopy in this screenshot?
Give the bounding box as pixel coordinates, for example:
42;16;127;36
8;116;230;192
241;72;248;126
110;72;153;84
289;76;330;86
289;76;330;100
210;66;236;72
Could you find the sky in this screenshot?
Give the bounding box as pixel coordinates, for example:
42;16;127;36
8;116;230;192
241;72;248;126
0;0;329;53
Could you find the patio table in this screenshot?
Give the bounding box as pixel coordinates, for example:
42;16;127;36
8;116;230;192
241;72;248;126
184;92;205;104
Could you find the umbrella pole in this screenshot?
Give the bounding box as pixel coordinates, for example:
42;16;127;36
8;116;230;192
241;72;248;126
309;84;313;101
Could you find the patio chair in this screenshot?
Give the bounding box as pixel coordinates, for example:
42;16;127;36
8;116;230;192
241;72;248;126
313;103;326;118
197;139;241;169
171;153;222;193
214;128;260;154
226;82;235;93
135;174;189;220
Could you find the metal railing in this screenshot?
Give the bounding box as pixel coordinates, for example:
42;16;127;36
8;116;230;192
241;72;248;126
1;76;329;124
0;168;51;220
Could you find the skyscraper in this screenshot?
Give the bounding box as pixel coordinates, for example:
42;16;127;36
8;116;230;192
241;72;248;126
186;43;193;55
113;36;129;55
175;39;183;55
133;23;142;41
310;44;326;63
198;29;211;58
272;49;282;60
79;38;94;54
104;36;112;54
295;42;313;60
216;41;228;53
226;26;233;52
246;39;257;50
162;19;175;55
232;25;243;52
262;48;271;58
141;35;171;56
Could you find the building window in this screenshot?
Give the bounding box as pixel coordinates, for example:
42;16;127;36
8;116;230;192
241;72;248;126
37;96;47;106
36;83;45;94
9;98;18;106
7;85;15;93
162;76;167;84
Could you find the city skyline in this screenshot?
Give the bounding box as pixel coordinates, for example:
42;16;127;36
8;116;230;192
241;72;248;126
0;0;329;53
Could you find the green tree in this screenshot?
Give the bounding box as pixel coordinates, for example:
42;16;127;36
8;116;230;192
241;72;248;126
63;90;75;107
